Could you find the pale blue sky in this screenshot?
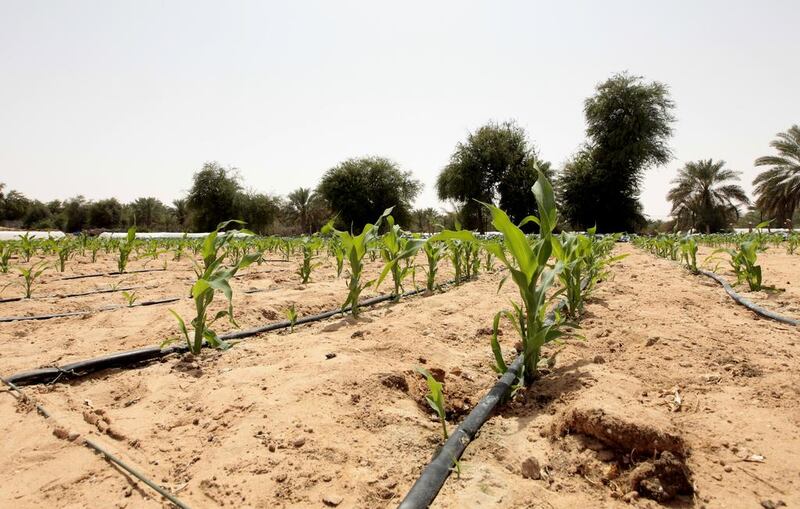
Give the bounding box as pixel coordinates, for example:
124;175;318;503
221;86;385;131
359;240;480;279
2;1;798;220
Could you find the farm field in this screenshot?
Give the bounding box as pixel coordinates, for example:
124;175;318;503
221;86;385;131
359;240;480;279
696;245;800;318
1;241;798;508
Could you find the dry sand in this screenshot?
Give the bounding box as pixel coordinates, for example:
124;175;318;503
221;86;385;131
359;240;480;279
1;244;798;508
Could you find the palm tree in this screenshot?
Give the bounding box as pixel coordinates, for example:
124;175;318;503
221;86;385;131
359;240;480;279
287;187;315;234
753;125;800;228
667;159;749;233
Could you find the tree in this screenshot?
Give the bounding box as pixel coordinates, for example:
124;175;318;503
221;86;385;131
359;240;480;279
173;198;189;230
62;196;89;232
236;192;279;234
667;159;749;233
559;73;675;232
317;156;421;230
410;207;443;233
186;162;242;232
436;120;550;232
287;187;328;234
88;198;123;229
127;197;173;231
753;125;800;228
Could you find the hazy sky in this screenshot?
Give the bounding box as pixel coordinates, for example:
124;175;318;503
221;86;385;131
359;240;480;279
2;1;798;220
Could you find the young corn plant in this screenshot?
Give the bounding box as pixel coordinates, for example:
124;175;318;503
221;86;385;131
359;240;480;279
117;227;136;273
679;235;699;273
285;304;298;333
321;208;391;317
483;169;566;384
719;240;763;291
0;244;13;273
552;230;593;318
416;367;448;440
121;290;138;307
330;241;345;278
297;237;321;284
16;261;49;298
19;233;35;262
422;240;445;291
167;221;259;355
55;240;74;273
376;216;424;299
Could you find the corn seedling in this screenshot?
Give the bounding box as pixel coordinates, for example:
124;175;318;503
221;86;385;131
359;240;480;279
416;367;448;440
55;240;74;272
377;216;424;299
285;304;298;333
322;208;391;317
297;237;321;284
481;169;566;384
0;244;13;273
167;220;259;355
121;290;138;307
716;240;763;291
422;240;444;291
117;227;136;273
679;235;698;273
552;230;594;318
16;261;49;298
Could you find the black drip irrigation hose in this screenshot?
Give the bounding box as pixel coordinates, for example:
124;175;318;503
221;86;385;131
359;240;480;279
0;297;182;323
397;280;588;509
5;280;461;386
0;286;146;304
1;376;191;508
697;269;799;326
59;268;166;281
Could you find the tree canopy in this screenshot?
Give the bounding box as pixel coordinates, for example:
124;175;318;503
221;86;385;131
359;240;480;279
435;120;550;232
753;125;800;228
559;73;675;232
317;156;421;230
667;159;749;233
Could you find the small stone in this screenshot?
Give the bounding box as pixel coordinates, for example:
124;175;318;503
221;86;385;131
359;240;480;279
106;426;127;441
325;353;337;359
521;457;541;480
723;465;732;473
322;474;332;482
293;437;306;448
52;427;70;440
761;500;787;509
275;473;287;483
593;355;605;364
322;494;343;506
268;443;276;452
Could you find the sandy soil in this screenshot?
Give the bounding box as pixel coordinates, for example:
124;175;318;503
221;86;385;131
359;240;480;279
0;251;453;375
696;245;800;320
1;245;798;508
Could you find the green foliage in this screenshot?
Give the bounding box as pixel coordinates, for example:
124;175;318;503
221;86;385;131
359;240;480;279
285;304;298;333
436;120;551;232
753;125;800;226
718;241;763;291
680;236;698;273
0;243;14;273
16;260;49;298
168;221;259;355
376;217;424;299
318;157;421;231
667;159;749;233
121;290;138;307
560;73;675;232
322;208;391;317
297;237;321;284
117;227;137;273
481;168;566;384
422;240;445;291
416;367;448;440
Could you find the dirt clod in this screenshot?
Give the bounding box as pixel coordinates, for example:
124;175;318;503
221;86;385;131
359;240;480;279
627;451;693;502
322;494;343;506
521;457;541;480
379;373;408;392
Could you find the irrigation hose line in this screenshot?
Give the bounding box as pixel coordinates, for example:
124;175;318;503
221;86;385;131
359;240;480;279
697;269;799;326
635;248;799;327
0;285;147;304
0;296;182;323
59;268;166;281
0;376;192;509
6;278;465;386
397;279;588;509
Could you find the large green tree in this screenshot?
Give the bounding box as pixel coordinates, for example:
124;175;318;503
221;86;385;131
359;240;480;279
753;125;800;228
186;162;243;232
317;156;420;230
559;73;675;232
436;120;550;232
667;159;749;233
